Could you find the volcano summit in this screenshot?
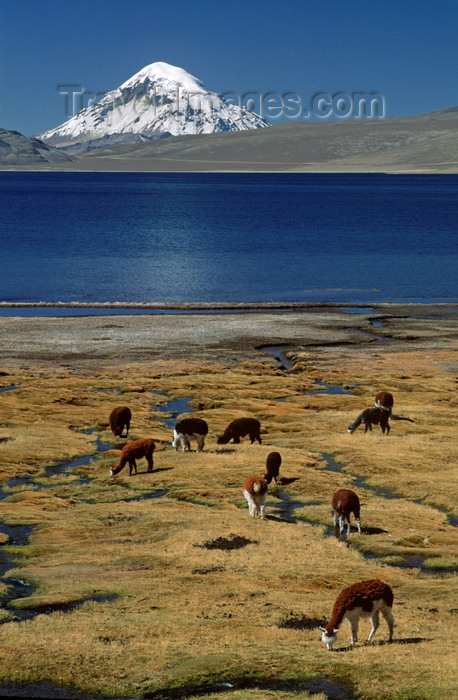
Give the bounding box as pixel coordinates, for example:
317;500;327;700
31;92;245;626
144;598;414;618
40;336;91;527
38;62;269;153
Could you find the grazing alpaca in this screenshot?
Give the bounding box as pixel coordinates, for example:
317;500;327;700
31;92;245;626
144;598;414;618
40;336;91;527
264;451;282;484
172;418;208;453
347;406;390;435
375;391;394;416
242;475;268;519
332;489;361;537
217;418;262;445
109;406;132;437
110;438;155;476
320;579;394;650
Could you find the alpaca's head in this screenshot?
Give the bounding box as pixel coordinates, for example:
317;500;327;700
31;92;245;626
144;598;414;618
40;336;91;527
320;626;338;650
110;463;123;477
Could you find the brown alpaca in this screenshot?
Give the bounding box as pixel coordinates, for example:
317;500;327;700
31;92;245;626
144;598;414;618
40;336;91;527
109;406;132;437
320;579;394;650
110;438;155;476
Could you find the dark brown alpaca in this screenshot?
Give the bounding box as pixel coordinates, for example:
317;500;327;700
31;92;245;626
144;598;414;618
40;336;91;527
331;489;361;537
109;406;132;437
264;451;282;484
217;418;262;445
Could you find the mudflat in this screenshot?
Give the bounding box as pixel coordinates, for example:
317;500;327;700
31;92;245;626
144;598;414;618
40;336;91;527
1;303;457;368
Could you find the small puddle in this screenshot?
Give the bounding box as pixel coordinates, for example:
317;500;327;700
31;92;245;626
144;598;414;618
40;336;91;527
310;380;355;396
154;394;193;431
0;385;17;394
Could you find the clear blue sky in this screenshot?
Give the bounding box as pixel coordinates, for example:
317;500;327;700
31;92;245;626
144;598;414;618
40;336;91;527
1;0;457;136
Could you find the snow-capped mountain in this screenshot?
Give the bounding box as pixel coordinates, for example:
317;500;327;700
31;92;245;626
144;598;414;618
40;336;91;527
38;62;269;153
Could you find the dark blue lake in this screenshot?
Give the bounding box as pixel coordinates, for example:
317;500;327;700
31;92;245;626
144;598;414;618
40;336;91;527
0;172;457;308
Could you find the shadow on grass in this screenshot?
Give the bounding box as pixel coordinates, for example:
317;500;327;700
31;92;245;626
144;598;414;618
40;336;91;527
333;637;430;652
133;466;173;475
265;514;297;523
361;526;388;535
197;534;258;550
277;613;327;630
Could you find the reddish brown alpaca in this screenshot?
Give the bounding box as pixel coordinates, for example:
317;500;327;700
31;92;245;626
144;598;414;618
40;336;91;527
320;579;394;649
242;475;268;518
110;438;155;476
375;391;394;415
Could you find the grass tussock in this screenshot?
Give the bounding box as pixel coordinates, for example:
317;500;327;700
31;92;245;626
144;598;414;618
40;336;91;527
0;344;457;699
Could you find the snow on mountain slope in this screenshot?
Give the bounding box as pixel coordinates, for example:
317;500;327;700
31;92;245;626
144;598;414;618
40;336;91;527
38;62;269;152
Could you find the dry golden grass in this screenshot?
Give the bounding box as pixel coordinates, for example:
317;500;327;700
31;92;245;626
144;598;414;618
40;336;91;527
0;343;457;699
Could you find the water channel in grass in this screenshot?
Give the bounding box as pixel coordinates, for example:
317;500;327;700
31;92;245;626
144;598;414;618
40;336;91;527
260;345;457;575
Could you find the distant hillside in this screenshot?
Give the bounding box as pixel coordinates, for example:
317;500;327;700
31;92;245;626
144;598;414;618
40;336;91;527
3;107;458;172
66;106;458;173
0;129;75;167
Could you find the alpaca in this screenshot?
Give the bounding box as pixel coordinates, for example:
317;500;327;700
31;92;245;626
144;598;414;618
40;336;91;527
375;391;394;415
109;406;132;437
242;475;268;518
217;418;262;445
331;489;361;537
172;418;208;452
347;406;390;435
320;579;394;650
110;438;155;476
264;451;282;484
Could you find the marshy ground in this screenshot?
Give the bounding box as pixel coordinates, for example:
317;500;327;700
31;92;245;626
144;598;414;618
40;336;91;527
0;305;457;699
